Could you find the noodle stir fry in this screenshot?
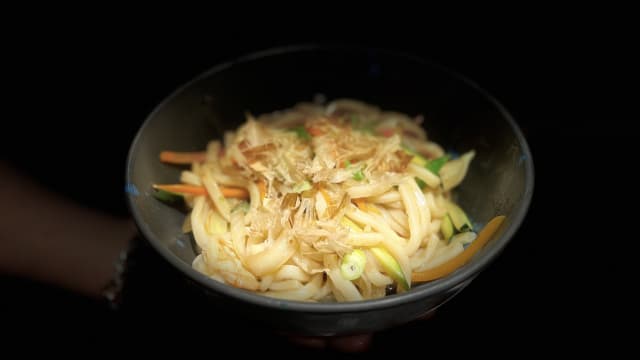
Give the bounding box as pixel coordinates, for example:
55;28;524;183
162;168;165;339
153;99;478;302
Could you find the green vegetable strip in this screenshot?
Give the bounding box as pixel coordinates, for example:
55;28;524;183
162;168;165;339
289;126;311;141
425;155;450;175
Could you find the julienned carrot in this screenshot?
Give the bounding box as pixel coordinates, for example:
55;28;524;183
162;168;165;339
411;215;506;282
218;186;250;199
377;128;396;138
159;151;207;164
306;126;324;136
153;184;249;199
153;184;207;195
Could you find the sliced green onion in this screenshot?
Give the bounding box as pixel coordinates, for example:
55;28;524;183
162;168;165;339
370;247;410;290
411;155;428;167
340;249;367;280
349;115;359;127
289;126;311;141
441;214;455;241
425;155;450;175
445;201;473;232
152;189;184;204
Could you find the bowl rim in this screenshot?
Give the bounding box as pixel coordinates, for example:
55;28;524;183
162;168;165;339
126;44;534;313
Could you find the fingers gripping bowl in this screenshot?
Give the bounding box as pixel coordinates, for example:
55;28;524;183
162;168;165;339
126;46;534;335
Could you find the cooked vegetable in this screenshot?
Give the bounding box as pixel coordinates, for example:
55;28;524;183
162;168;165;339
412;215;506;282
159;151;207;164
411;155;428;167
415;177;428;190
441;214;455;241
153;184;207;196
445;200;473;232
306;126;324;136
341;249;367;280
152;188;184;204
425;155;450;175
152;184;249;199
289;126;311;141
370;247;410;291
407;162;441;189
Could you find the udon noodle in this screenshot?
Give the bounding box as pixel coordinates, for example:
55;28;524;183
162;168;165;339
154;99;476;302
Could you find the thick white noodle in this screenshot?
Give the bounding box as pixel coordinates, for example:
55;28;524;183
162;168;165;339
202;169;231;221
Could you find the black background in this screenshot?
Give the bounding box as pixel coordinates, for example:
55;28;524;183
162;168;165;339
1;16;628;356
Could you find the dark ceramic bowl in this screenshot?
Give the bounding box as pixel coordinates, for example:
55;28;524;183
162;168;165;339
126;45;534;336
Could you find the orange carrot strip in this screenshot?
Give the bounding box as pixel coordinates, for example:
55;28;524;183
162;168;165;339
159;151;207;164
307;126;324;136
220;186;250;199
412;215;506;282
153;184;207;195
153;184;249;199
377;128;396;138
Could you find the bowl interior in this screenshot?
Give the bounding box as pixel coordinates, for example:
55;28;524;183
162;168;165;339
126;46;533;312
